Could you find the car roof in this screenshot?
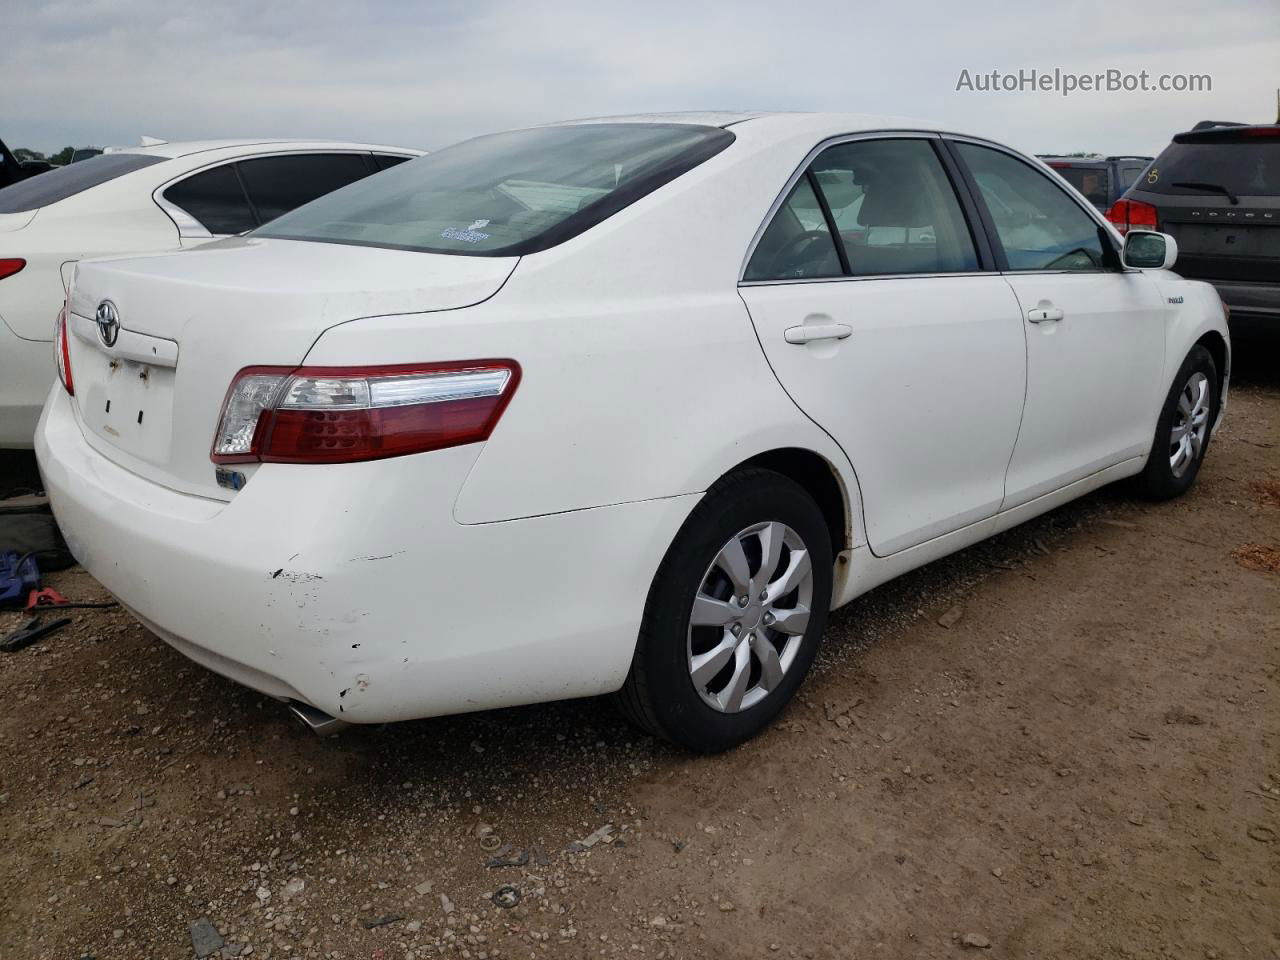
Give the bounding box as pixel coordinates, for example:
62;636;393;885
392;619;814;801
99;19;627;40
546;111;958;137
1037;155;1152;165
106;138;422;159
549;111;772;128
1173;123;1280;143
1039;156;1106;165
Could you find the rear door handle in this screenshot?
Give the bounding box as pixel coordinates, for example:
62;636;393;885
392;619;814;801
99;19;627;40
784;323;853;344
1027;307;1065;323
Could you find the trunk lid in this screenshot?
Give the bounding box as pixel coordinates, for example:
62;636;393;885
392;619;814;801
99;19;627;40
0;210;37;233
66;237;517;500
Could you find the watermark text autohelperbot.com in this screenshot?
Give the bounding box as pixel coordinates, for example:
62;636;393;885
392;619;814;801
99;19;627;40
955;68;1211;97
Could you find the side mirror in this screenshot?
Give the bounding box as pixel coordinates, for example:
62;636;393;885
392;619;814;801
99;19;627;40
1123;230;1177;270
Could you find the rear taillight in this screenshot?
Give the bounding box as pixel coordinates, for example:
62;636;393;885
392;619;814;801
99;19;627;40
54;303;74;396
211;361;520;465
0;258;26;281
1105;198;1159;235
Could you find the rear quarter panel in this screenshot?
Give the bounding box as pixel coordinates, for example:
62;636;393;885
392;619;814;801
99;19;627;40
303;127;864;539
308;283;855;529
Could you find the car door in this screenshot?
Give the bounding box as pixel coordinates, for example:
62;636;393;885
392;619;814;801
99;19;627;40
739;135;1027;556
949;140;1167;508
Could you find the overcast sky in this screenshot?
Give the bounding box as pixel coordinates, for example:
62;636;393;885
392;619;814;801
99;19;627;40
4;0;1277;158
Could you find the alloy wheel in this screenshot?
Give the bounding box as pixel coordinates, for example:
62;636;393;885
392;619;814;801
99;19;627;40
1169;371;1211;479
686;521;813;713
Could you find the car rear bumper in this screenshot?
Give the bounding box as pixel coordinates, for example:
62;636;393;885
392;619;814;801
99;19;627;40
36;386;696;723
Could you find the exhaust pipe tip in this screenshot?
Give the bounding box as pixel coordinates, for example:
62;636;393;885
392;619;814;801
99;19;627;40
287;700;351;736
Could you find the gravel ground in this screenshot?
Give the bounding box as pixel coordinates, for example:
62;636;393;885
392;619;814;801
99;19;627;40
1;332;1276;960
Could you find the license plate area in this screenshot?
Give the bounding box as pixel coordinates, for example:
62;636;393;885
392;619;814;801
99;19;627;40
77;349;176;465
1168;223;1278;259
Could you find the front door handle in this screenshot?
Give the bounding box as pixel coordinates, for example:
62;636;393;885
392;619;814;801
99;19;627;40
1027;306;1065;323
784;323;853;344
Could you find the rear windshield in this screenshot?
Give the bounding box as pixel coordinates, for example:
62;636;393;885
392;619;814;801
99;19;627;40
255;123;734;256
1048;165;1110;206
0;153;167;213
1142;141;1280;197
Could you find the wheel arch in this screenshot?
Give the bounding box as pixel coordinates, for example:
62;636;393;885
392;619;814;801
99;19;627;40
721;447;853;554
1194;329;1229;406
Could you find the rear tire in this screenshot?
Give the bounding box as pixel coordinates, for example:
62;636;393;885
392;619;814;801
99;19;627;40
615;468;833;753
1134;344;1218;500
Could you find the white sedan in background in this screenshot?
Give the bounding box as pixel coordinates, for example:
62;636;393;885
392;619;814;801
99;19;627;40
37;113;1228;752
0;138;421;446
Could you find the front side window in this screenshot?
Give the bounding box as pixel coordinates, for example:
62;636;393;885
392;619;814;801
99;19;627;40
745;138;979;281
255;123;734;256
957;143;1111;271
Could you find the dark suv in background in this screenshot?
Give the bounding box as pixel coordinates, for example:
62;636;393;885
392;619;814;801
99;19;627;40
1106;121;1279;330
1037;154;1153;210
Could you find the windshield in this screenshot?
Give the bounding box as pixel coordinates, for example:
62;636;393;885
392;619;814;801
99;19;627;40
1142;140;1279;197
0;153;167;213
255;123;734;256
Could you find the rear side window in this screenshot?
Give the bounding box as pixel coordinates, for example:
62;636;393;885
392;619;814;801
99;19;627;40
957;143;1110;272
237;153;374;223
373;153;412;171
163;165;257;235
745;138;978;281
812;140;978;276
1142;141;1279;197
1118;164;1146;189
744;177;841;281
1050;165;1110;206
255;123;735;256
0;153;166;213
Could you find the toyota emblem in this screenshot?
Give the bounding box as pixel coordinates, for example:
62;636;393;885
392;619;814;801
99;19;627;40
95;300;120;347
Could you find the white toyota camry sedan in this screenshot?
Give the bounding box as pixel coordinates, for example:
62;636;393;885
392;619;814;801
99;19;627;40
36;112;1229;752
0;138;421;447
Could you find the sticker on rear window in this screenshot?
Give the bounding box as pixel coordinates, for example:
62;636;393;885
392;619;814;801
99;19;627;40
441;219;492;244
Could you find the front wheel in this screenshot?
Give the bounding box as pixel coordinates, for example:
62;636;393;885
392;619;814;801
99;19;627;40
1135;344;1219;500
615;468;833;753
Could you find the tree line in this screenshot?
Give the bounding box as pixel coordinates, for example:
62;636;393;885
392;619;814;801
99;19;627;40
13;146;99;165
